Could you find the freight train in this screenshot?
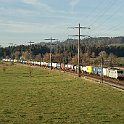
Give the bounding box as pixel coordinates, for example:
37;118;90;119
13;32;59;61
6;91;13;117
2;59;124;80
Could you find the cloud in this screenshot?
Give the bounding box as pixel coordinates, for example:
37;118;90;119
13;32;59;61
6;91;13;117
0;21;67;35
69;0;80;9
21;0;55;13
22;0;38;5
0;22;47;33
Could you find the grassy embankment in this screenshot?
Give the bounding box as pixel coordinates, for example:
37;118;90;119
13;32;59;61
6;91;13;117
0;63;124;124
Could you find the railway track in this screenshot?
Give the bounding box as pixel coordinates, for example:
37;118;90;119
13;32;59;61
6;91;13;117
83;73;124;90
60;69;124;90
62;69;124;90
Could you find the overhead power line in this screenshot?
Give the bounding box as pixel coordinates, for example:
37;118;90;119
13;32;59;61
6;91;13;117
93;0;123;35
89;0;124;37
89;0;117;28
85;0;109;25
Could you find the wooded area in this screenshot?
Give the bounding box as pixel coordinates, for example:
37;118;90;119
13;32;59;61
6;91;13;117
0;37;124;66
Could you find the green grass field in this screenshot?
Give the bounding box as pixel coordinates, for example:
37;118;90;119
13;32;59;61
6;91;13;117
0;64;124;124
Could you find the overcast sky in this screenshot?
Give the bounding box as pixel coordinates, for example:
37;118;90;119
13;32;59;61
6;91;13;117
0;0;124;47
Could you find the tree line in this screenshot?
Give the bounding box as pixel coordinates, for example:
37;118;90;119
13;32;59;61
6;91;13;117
0;37;124;66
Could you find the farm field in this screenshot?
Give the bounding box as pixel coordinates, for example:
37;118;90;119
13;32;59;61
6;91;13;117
0;64;124;124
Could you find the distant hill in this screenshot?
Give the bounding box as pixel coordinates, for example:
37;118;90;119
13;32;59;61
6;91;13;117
61;36;124;57
0;37;124;59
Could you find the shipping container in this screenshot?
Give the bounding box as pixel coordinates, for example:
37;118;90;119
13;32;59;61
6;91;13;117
98;67;102;75
86;66;92;74
73;65;77;72
47;63;51;68
92;66;98;74
103;68;108;76
56;63;61;69
67;64;74;70
65;64;68;69
44;62;48;67
80;66;83;71
14;59;17;63
61;63;65;70
52;63;57;68
82;66;86;72
73;65;83;72
37;62;40;65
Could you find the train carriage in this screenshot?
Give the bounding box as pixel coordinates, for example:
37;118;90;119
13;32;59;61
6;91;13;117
108;69;124;79
117;70;124;79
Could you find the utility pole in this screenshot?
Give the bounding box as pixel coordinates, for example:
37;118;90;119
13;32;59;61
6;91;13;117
9;43;13;46
39;42;43;67
9;43;14;59
69;23;90;77
28;41;34;61
44;37;57;70
101;57;104;83
0;45;1;60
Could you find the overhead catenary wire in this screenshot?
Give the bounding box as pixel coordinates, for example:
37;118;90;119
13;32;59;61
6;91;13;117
84;0;108;25
93;0;123;36
101;21;124;37
85;0;117;37
88;0;117;28
88;0;124;38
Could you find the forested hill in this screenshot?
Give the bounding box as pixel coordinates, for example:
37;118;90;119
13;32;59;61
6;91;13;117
55;36;124;57
60;36;124;49
83;37;124;57
0;37;124;61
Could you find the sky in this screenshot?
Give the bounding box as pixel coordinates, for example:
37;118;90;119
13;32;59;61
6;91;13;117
0;0;124;47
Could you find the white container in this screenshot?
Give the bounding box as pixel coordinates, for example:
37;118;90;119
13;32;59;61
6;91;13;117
52;63;57;68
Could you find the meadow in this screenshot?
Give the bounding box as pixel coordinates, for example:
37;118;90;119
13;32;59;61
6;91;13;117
0;63;124;124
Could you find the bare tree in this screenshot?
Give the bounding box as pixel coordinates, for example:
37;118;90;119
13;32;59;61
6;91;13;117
108;53;117;67
22;51;30;60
